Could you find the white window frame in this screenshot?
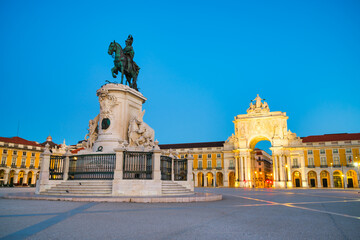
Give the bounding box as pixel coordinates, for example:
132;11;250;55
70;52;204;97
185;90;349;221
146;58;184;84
229;160;234;168
308;150;313;155
216;160;221;168
320;149;325;155
308;157;314;166
333;157;340;165
198;160;203;169
207;160;212;168
207;154;212;158
320;157;327;165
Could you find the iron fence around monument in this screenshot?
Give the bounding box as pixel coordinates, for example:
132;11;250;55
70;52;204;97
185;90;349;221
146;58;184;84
174;159;187;181
123;151;153;179
68;154;115;180
49;155;65;180
160;156;172;180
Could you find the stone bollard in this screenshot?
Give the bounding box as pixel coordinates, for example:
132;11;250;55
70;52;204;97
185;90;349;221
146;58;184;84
152;140;161;181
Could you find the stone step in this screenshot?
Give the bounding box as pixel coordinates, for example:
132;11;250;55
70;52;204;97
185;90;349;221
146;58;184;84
44;192;112;196
50;186;112;190
43;180;113;196
161;181;192;195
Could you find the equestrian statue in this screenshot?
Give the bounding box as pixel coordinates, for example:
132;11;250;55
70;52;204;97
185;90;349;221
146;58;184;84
108;35;140;91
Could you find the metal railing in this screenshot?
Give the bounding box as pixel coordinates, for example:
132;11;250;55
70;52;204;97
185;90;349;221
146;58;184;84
307;165;315;168
320;165;328;168
174;159;187;181
292;165;300;168
123;151;152;180
228;166;235;170
68;154;115;180
160;156;172;180
49;155;64;180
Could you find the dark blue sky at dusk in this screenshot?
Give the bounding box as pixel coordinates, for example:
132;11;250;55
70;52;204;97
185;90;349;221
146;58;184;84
1;0;359;147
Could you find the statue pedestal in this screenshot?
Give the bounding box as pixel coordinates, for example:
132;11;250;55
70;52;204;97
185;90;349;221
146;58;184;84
93;84;147;152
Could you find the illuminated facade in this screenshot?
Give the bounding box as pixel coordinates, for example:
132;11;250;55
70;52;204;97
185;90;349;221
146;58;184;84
0;137;43;186
160;95;360;189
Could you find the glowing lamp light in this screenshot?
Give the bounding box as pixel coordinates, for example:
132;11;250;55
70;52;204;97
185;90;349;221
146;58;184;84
355;162;359;167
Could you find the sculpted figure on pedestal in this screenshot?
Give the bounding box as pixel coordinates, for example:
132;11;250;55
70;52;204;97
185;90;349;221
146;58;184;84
128;110;155;148
108;35;140;91
85;115;99;149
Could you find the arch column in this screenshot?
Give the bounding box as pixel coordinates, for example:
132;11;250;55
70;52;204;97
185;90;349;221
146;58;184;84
317;172;322;188
329;170;334;188
3;171;9;185
235;154;240;187
13;172;19;185
194;172;198;187
300;155;308;187
23;171;28;185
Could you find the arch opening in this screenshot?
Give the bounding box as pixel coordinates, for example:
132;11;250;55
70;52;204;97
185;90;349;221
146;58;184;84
252;139;273;188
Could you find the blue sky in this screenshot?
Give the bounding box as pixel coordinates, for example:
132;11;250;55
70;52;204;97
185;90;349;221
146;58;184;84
1;0;359;147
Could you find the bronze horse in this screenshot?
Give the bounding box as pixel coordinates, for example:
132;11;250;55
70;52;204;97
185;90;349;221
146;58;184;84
108;41;140;90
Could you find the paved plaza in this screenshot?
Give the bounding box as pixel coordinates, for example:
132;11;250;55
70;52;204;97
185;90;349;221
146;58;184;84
0;188;360;240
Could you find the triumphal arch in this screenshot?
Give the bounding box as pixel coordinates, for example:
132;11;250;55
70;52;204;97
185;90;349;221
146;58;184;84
228;94;306;188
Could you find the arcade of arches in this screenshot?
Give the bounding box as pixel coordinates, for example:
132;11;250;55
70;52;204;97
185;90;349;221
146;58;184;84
160;95;360;189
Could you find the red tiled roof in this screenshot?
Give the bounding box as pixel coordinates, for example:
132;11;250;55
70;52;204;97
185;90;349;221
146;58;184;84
159;141;225;149
71;147;84;154
0;136;42;147
302;133;360;143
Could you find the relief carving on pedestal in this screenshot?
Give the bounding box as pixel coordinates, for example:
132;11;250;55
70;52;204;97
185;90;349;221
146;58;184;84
97;88;118;118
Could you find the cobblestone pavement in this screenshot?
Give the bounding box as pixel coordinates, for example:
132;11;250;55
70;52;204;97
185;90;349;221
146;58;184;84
0;187;359;240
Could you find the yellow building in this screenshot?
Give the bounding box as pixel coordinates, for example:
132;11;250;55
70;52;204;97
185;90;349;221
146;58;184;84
0;136;43;186
160;95;360;189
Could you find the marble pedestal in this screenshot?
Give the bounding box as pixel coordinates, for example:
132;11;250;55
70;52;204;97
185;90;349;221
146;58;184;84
93;84;147;152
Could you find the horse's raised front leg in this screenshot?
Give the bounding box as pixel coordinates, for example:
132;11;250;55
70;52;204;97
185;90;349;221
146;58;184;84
111;66;117;78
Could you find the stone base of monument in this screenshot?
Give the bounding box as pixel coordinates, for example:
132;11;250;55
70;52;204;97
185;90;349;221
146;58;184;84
3;191;222;203
34;83;216;201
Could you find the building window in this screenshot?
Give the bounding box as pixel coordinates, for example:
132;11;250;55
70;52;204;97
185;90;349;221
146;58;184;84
207;160;212;169
293;158;298;166
346;148;352;154
22;151;26;156
259;168;261;172
3;149;7;154
333;157;340;165
1;157;6;164
198;154;202;159
207;154;212;158
333;149;338;154
320;157;327;166
308;150;313;155
30;159;34;166
31;152;35;157
346;155;353;164
229;160;234;168
12;157;16;165
258;161;261;166
320;149;325;154
21;158;26;165
308;157;314;166
180;155;184;159
216;160;221;168
217;153;221;158
198;160;203;169
13;150;17;155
